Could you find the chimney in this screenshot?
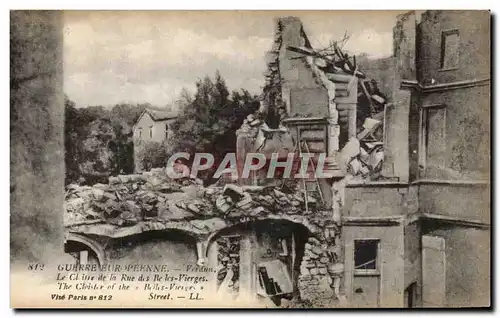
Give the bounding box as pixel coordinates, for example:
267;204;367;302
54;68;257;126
274;16;314;114
277;16;306;60
381;11;416;183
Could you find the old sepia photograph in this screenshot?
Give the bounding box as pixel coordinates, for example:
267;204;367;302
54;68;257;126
10;9;491;308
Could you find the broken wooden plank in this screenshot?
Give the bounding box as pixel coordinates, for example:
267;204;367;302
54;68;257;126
342;62;352;73
359;80;376;113
325;72;352;83
65;219;105;228
286;45;315;56
371;94;386;105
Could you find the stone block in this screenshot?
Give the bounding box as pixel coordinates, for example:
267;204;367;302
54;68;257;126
312;246;323;255
308;252;319;259
250;206;265;216
236;195;252;207
109;176;120;184
223;184;244;197
327;263;344;275
299;275;312;281
216;197;231;213
308;237;320;245
300;266;310;276
305;262;315;269
273;189;286;198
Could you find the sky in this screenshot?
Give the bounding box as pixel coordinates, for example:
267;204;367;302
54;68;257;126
63;10;409;108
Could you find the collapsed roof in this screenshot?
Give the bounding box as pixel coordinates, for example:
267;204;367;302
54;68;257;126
261;16;388;137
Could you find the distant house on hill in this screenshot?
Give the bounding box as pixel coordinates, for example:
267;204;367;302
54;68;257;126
133;108;178;172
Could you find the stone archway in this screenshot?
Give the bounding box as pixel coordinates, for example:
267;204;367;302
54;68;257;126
105;229;199;268
199;215;344;307
205;218;316;306
65;233;106;266
205;214;322;250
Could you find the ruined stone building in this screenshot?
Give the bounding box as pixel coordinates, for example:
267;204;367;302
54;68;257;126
63;10;490;308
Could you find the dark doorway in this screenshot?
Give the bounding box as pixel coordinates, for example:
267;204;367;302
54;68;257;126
405;282;417;308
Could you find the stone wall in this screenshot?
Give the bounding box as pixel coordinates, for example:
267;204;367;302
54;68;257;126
417;10;490;85
277;17;329;118
66;171;347;306
418;85;490;180
406;10;490;182
343;184;418;218
422;224;490;307
297;233;344;307
382;11;416;182
404;221;422;304
67;215;344;307
418;183;490;223
10;10;67;266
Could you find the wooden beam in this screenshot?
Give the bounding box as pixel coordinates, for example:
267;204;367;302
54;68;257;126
359;80;375;114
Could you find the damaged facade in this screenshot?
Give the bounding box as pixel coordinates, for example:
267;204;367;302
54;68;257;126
63;11;490;308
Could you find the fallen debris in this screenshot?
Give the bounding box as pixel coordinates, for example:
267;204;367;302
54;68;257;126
64;167;331;227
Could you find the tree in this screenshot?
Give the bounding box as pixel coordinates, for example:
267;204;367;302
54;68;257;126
173;87;193;111
108;103;147;175
135;141;169;172
169;71;259;182
78;118;117;184
64;72;259;185
64;99;150;185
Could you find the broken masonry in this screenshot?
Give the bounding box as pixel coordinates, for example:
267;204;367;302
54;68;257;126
64;16;387;308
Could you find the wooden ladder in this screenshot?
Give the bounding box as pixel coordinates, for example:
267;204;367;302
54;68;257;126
284;138;325;213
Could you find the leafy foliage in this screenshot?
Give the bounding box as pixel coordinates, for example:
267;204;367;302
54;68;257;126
134;140;169;172
65;71;259;185
169;71;259;181
64;98;148;185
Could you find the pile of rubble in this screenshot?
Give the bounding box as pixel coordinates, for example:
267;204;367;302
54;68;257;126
64;168;193;225
334;114;385;181
64;167;328;227
236;112;294;160
298;236;344;307
236;113;264;140
300;237;342;277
